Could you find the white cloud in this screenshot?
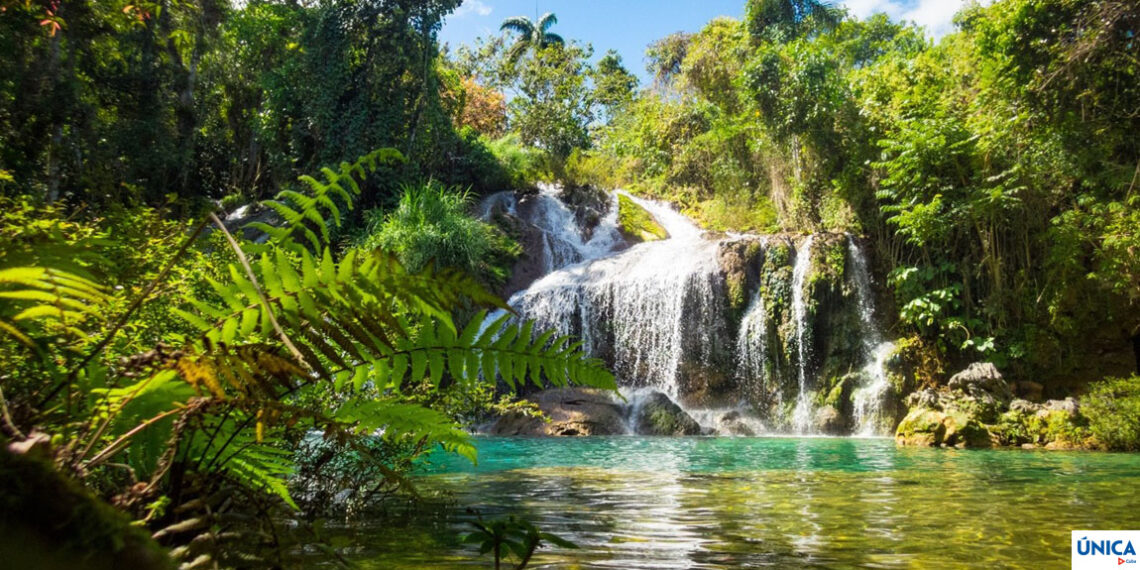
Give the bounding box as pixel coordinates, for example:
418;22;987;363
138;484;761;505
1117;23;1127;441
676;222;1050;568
839;0;990;39
453;0;493;19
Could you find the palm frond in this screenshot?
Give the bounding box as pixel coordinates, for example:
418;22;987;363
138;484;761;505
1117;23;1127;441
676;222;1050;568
537;12;558;32
499;16;535;36
542;32;565;47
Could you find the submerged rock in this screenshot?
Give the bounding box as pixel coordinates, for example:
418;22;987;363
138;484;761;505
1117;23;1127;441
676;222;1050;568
630;391;702;436
487;388;626;436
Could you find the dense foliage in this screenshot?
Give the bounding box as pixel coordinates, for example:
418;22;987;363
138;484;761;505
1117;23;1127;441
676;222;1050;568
0;147;613;566
588;0;1140;388
0;0;526;207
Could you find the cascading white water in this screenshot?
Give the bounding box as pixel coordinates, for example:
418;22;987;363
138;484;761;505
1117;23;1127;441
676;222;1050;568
481;183;625;272
505;193;718;401
483;188;894;435
847;236;895;436
790;235;816;433
736;237;771;400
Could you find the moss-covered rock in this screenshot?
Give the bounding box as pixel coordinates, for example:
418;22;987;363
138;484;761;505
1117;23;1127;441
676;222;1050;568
631;391;702;436
616;194;668;243
897;363;1097;450
717;237;766;316
0;446;172;570
895;408;948;446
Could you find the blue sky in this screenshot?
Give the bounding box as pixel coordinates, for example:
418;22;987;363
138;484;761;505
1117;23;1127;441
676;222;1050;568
440;0;983;82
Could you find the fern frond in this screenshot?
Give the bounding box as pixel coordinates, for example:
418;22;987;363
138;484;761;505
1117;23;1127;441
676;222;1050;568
0;265;109;349
253;148;405;254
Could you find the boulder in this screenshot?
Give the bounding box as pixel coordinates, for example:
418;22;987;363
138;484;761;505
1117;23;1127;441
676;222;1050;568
630;391;702;436
487;388;626;436
904;388;943;410
895;408;948;446
715;410;759;436
813;405;846;435
948;362;1012;404
1042;398;1080;419
1009;399;1042;414
941;409;993;448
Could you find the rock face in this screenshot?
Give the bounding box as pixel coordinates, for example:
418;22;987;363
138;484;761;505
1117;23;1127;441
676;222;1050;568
630;391;702;436
948;362;1013;406
616;194;668;243
896;363;1092;449
482;186;908;435
486;388;627;436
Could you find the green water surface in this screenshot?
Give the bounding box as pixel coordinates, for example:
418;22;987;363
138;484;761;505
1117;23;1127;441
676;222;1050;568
338;437;1140;569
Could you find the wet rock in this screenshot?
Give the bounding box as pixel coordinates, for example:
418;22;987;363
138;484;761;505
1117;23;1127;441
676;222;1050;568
895;408;948;446
948;362;1012;404
715;410;759;436
717;237;765;315
631;391;702;436
813;405;846;435
559;185;610;239
487;388;626;436
616;194;667;243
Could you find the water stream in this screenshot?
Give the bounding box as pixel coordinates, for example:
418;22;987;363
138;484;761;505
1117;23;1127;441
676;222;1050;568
331;437;1140;569
482;188;895;435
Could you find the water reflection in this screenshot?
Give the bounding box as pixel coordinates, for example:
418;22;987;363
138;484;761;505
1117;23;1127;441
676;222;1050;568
338;437;1140;569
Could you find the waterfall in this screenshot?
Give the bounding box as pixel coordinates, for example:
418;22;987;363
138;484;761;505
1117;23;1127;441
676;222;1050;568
736;237;771;404
847;236;895;436
482;188;895;436
480;183;624;272
790;236;816;433
505;201;719;401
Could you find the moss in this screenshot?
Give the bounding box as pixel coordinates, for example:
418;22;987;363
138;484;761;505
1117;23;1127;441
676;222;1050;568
616;194;668;243
818;374;855;409
1083;376;1140;451
991;408;1091;448
942;409;993;448
896;408;947;446
726;274;747;312
0;448;172;570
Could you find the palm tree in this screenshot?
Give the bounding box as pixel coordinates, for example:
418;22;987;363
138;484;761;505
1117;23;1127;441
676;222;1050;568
746;0;842;42
500;12;564;62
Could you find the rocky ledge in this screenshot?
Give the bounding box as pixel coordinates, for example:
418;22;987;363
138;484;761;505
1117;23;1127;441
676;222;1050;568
895;362;1094;449
484;388;701;437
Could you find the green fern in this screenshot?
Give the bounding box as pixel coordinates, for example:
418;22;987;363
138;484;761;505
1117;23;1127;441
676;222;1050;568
247;148;405;253
0;265;109;349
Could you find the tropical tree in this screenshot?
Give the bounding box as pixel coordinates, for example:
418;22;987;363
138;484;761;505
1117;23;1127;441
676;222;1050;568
500;12;565;62
745;0;843;43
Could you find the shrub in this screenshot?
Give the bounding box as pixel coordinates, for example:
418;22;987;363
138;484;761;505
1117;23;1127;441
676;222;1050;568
1083;376;1140;451
485;133;547;189
355;182;520;286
